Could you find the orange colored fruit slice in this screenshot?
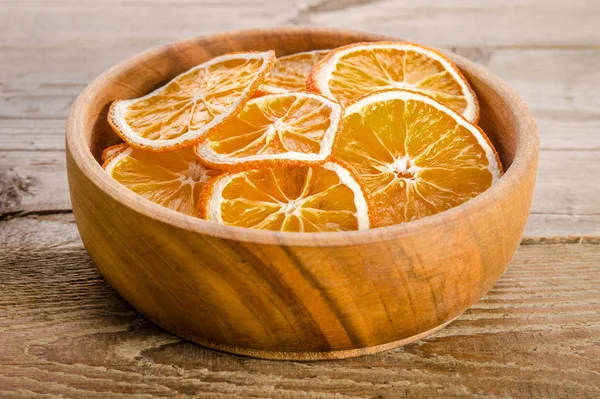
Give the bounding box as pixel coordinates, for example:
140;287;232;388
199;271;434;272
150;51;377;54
108;51;276;152
104;146;219;216
101;143;128;163
256;49;329;95
308;42;479;123
201;162;371;231
333;89;502;227
195;92;342;170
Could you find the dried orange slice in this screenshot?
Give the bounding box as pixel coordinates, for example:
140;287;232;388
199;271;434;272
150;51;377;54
195;92;342;170
104;146;219;216
108;51;276;152
307;42;479;123
256;49;329;95
201;162;371;232
333;89;502;227
101;143;128;163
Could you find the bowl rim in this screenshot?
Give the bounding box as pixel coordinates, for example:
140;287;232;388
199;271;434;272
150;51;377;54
66;27;539;247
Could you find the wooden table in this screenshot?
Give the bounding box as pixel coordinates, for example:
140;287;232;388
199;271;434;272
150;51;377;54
1;1;599;397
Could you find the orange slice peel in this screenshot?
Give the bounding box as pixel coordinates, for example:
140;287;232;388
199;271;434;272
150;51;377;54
101;143;129;164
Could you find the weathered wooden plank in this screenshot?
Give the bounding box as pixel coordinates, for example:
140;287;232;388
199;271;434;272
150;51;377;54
294;0;600;47
524;214;600;243
0;151;69;215
0;0;291;50
0;119;65;151
453;48;600;119
536;117;600;151
3;46;600;120
1;0;598;49
533;150;600;216
1;214;599;398
3;148;599;234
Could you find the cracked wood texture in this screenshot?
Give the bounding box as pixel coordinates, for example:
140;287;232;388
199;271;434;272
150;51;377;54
0;0;599;397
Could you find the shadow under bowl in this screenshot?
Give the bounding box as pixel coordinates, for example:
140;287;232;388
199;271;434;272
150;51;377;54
66;27;539;360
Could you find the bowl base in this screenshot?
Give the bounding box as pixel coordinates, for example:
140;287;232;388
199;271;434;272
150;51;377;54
178;318;455;361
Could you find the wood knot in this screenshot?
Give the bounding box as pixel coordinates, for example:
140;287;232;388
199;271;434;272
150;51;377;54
0;169;36;215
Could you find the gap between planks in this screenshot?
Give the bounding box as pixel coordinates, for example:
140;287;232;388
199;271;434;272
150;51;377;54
0;213;599;245
2;0;599;48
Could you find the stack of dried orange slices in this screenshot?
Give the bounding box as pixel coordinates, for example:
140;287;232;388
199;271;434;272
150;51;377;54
103;42;503;233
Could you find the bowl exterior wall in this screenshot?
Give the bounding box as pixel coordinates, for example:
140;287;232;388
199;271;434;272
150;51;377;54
67;149;535;356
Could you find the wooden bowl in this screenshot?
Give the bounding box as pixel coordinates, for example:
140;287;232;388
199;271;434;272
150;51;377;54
66;28;538;360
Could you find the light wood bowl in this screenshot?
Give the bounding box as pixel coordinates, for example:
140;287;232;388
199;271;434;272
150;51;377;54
66;28;539;360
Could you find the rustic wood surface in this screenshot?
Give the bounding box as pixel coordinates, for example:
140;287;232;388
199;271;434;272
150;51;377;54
1;0;599;397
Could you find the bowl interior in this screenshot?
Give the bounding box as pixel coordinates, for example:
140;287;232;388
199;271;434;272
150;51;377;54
86;29;516;171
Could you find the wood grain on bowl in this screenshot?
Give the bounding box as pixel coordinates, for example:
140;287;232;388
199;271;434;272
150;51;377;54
65;28;538;360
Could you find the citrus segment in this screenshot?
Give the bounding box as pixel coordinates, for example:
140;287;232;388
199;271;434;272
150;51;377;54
108;51;276;152
333;89;502;227
202;162;370;231
308;42;479;122
104;146;219;216
195;92;342;169
257;49;329;95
